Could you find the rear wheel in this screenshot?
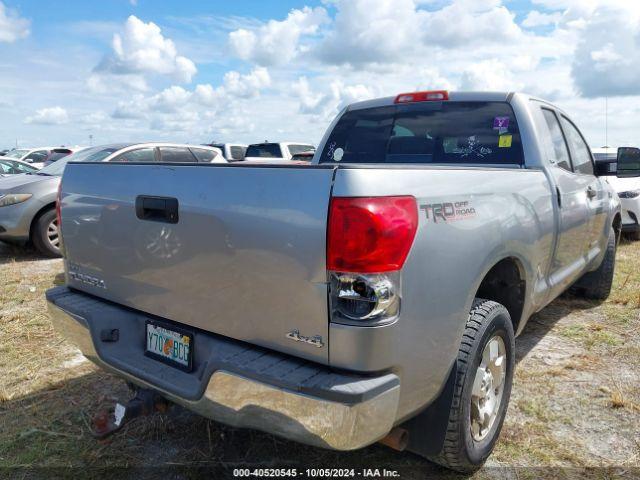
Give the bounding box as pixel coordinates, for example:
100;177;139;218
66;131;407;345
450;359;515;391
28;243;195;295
429;299;515;473
32;209;61;258
572;228;616;300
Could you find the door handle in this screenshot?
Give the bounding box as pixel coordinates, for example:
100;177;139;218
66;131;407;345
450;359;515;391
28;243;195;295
135;196;179;223
586;186;597;200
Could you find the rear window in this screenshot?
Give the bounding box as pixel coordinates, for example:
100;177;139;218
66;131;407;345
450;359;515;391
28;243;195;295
46;152;70;162
230;146;246;161
288;144;315;156
246;144;282;158
190;148;218;162
158;147;197;163
320;101;523;165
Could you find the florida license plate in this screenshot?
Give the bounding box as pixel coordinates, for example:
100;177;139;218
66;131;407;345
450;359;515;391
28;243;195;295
145;321;193;371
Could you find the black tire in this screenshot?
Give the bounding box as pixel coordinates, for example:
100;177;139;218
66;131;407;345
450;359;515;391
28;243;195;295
626;230;640;241
572;228;616;300
429;299;515;473
32;209;62;258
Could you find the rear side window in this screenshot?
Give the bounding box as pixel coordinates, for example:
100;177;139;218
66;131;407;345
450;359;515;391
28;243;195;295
111;147;157;163
320;102;524;165
541;109;572;172
25;150;48;162
190;148;218;162
560;116;594;176
230;146;246;160
159;147;197;163
246;144;282;158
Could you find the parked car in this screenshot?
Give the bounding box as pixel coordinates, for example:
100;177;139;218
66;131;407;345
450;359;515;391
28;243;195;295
204;142;247;162
0;149;10;156
0;158;39;176
0;143;226;257
593;147;640;239
47;91;636;473
0;147;76;168
244;142;315;162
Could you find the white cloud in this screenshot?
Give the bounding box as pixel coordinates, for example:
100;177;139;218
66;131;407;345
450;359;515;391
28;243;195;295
95;15;197;83
0;1;30;43
228;6;329;65
522;10;563;28
112;67;271;130
25;107;69;125
571;4;640;97
459;59;523;91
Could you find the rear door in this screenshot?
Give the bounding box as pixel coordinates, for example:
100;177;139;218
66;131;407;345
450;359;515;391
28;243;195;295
539;108;591;289
60;163;336;363
558;115;608;262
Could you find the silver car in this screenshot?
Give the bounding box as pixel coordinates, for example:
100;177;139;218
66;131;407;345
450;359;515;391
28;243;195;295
0;143;225;257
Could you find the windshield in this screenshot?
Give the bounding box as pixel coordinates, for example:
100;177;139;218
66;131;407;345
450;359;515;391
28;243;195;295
38;146;122;176
246;144;283;158
4;149;29;159
320;101;524;165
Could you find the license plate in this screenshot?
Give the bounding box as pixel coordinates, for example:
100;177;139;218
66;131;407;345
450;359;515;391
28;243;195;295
145;321;193;371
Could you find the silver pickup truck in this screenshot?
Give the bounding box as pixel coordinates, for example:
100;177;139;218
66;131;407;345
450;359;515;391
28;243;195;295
46;91;640;472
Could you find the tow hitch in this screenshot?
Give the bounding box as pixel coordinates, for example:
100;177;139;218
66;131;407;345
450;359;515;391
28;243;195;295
91;388;170;439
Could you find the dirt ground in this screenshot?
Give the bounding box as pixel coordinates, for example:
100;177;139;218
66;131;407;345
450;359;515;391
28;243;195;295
0;240;638;479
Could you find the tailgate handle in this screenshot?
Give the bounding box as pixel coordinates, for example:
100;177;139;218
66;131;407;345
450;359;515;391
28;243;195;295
135;196;179;224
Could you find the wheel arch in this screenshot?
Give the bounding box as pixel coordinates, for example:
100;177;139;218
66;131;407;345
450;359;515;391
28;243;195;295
28;201;56;241
474;256;527;333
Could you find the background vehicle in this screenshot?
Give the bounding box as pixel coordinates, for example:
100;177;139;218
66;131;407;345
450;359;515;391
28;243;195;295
0;143;226;257
0;158;38;176
0;147;75;168
244;142;315;161
204;142;247;162
48;92;636;473
594;147;640;239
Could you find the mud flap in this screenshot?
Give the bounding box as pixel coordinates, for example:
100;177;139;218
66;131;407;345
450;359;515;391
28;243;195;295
401;362;457;457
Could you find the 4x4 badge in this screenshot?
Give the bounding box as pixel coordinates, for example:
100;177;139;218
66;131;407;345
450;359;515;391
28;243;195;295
286;329;324;348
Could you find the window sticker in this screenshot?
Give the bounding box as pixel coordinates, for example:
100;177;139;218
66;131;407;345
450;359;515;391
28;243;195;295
493;116;510;130
499;134;513;148
333;147;344;161
452;136;494;158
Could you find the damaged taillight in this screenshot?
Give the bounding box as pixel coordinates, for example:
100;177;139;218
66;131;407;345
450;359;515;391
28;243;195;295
327;196;418;323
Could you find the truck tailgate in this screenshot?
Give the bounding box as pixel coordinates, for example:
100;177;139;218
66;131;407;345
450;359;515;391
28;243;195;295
60;163;336;364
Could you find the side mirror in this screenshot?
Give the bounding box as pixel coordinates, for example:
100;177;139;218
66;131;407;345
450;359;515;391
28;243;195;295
617;147;640;178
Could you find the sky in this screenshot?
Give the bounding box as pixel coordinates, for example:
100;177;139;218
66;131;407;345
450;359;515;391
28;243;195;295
0;0;639;149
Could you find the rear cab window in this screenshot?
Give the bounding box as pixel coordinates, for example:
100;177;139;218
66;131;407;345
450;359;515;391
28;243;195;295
246;144;283;158
320;101;524;166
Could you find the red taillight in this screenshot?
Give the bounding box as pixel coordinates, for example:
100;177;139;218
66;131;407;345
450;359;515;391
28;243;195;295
394;90;449;104
55;182;62;228
327;196;418;273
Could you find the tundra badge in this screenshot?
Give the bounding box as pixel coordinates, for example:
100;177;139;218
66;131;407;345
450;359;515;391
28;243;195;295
286;329;324;348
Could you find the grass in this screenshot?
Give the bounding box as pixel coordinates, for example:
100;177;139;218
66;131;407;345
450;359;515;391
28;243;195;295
0;240;639;478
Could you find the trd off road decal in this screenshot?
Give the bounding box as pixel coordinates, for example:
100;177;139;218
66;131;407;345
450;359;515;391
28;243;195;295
420;201;476;223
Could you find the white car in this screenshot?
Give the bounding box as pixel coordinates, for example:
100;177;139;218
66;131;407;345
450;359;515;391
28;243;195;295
594;147;640;239
244;142;315;162
0;147;76;169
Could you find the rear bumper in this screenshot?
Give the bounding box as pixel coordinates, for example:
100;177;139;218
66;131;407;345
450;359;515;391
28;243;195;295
46;286;400;450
